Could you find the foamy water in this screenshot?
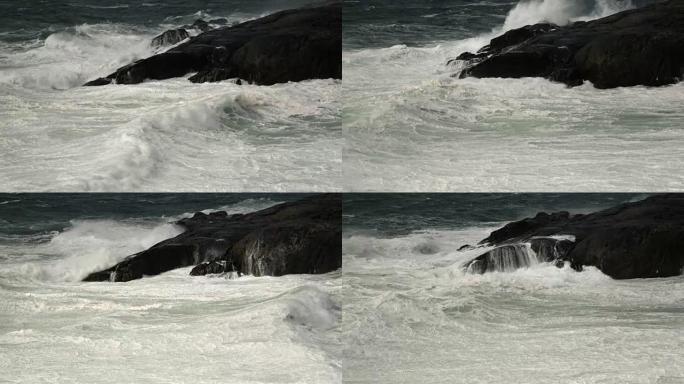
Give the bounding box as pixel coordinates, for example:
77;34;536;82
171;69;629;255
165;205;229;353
0;270;342;384
341;228;684;383
343;0;684;191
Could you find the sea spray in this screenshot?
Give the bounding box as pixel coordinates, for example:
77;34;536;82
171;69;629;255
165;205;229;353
16;219;183;282
502;0;635;31
286;285;340;331
0;24;155;90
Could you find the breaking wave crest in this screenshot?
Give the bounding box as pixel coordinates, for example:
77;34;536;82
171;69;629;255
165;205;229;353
502;0;635;31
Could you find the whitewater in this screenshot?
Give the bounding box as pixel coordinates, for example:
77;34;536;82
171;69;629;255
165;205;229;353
343;0;684;191
0;196;341;383
341;194;684;383
0;1;341;191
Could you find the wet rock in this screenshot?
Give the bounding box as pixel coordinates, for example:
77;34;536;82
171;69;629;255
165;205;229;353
151;28;189;48
190;261;227;276
84;2;341;86
466;194;684;279
455;1;684;88
83;194;342;282
83;77;112;86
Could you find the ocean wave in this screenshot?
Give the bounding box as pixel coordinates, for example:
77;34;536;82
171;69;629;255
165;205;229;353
285;285;340;331
0;219;183;282
1;77;341;191
502;0;635;31
0;23;154;90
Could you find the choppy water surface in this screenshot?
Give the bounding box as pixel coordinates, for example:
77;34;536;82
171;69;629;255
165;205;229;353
0;194;341;383
0;1;341;191
341;194;684;383
343;0;684;191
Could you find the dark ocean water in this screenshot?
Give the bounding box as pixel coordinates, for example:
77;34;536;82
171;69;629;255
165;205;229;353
0;0;314;42
343;0;515;49
0;193;306;240
343;193;648;235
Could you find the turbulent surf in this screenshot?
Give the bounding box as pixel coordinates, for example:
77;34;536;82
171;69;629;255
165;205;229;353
341;193;684;383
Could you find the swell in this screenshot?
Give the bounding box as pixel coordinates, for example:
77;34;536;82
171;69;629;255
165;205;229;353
1;79;340;192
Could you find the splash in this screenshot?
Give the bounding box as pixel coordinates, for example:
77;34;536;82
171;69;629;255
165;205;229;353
0;219;183;282
502;0;635;31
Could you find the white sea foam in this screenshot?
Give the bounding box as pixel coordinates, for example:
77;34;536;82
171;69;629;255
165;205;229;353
0;219;183;282
286;285;341;331
341;227;684;383
0;24;155;90
0;264;341;383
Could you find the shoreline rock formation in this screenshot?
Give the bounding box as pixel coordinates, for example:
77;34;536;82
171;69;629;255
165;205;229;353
84;1;341;86
463;194;684;279
454;0;684;89
83;194;342;282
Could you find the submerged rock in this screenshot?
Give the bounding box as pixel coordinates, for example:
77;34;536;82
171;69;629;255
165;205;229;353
84;2;341;86
463;194;684;279
83;194;342;282
454;0;684;88
189;261;230;276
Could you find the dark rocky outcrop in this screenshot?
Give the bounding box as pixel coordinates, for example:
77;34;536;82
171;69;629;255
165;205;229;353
83;77;112;86
454;0;684;88
463;194;684;279
83;2;341;87
83;194;342;282
151;28;190;48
